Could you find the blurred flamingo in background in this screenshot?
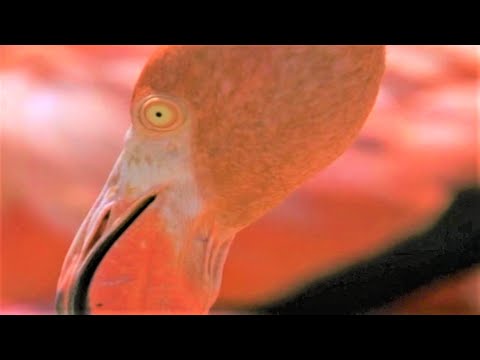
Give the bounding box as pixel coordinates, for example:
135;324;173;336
1;45;478;314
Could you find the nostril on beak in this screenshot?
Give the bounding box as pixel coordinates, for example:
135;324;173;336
85;210;111;255
71;193;158;314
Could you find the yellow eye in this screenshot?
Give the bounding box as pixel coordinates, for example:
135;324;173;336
139;97;184;132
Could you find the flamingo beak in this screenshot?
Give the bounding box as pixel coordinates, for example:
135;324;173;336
56;157;232;315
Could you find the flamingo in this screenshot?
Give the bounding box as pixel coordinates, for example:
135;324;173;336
55;45;386;314
2;45;477;314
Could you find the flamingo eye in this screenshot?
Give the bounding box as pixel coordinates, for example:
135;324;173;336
139;97;184;132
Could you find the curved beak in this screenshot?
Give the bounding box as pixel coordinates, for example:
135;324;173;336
56;153;233;315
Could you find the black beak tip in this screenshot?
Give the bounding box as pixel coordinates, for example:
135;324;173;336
55;291;65;315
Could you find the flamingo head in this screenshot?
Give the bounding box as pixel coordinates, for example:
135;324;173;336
56;45;385;314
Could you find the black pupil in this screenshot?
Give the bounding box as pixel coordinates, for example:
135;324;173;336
155;112;162;117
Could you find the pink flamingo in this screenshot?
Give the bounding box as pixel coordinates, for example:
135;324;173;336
55;45;386;314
